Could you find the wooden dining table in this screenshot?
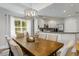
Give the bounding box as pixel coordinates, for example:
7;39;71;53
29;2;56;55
76;41;79;56
13;37;64;56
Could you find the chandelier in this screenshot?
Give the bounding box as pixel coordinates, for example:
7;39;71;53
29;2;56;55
25;8;38;19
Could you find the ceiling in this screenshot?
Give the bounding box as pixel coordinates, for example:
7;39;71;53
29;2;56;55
20;3;52;11
0;3;52;15
39;3;79;17
0;3;79;17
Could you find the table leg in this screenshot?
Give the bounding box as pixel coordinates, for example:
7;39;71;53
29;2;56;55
54;52;57;56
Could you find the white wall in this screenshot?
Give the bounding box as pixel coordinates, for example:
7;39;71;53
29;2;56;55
64;17;77;32
73;17;79;40
0;13;6;37
64;17;79;41
0;13;10;49
34;17;39;34
26;20;31;36
76;17;79;32
10;16;16;38
0;13;10;37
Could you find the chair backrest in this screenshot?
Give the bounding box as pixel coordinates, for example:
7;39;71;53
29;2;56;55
38;33;47;39
0;37;10;56
46;34;58;41
9;39;23;56
16;33;24;38
26;32;29;38
60;40;75;56
0;37;9;49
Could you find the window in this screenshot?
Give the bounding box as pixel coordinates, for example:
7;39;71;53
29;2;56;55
10;16;31;38
15;17;27;34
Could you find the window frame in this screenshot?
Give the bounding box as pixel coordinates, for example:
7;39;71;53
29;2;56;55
14;17;27;34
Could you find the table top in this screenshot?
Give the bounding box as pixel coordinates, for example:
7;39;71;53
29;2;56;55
76;41;79;55
13;38;64;56
76;41;79;51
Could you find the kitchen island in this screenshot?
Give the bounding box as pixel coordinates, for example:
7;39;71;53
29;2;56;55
38;31;79;45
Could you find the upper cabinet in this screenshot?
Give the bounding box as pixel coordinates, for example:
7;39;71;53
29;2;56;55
38;16;64;32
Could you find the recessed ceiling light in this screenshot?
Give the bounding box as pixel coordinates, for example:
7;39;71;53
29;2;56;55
70;4;74;7
64;10;66;13
68;14;71;16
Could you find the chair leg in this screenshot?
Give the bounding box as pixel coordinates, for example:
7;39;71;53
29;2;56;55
54;52;57;56
9;50;14;56
50;52;57;56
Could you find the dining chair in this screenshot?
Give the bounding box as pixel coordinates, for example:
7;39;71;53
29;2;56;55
38;33;47;39
66;46;76;56
0;37;10;56
46;34;58;41
25;32;29;38
16;33;24;38
5;36;15;56
59;40;76;56
0;48;9;56
33;32;39;40
9;39;24;56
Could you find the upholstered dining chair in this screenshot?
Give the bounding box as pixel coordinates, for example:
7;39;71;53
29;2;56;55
46;34;58;41
6;36;28;56
5;36;14;56
9;39;24;56
38;33;47;39
0;48;9;56
59;40;76;56
16;33;24;38
0;37;10;56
